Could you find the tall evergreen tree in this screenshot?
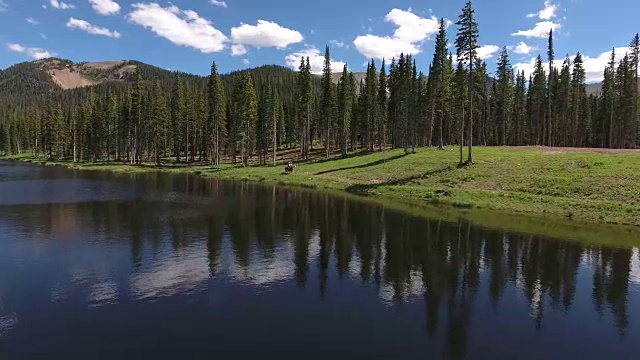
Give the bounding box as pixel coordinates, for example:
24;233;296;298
556;56;572;146
602;48;617;148
337;64;353;156
130;76;144;164
530;55;547;144
170;78;186;162
208;61;227;165
150;82;169;165
455;0;479;164
377;59;388;150
547;29;555;146
429;18;449;149
297;56;313;159
512;70;527;145
570;53;587;146
629;34;639;147
495;47;513;145
320;46;336;158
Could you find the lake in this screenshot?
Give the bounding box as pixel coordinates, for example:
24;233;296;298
0;159;639;359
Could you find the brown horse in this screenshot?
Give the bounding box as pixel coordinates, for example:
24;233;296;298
284;162;295;174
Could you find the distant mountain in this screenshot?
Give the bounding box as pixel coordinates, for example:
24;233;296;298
0;58;189;101
586;82;603;97
585;79;640;97
4;57;585;102
329;72;367;85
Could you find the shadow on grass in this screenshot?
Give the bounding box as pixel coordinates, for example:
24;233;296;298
314;153;408;175
305;149;374;165
345;165;455;195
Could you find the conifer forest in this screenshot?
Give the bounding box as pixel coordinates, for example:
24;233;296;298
1;1;639;167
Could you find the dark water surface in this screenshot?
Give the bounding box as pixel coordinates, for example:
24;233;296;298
0;160;639;359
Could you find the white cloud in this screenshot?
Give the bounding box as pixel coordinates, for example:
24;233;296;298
66;17;121;38
127;3;228;53
0;0;8;12
210;0;227;8
40;33;48;40
284;47;347;75
230;43;247;56
329;40;344;48
513;47;632;83
512;21;560;38
514;41;536;55
353;8;441;61
230;20;303;49
50;0;75;9
527;1;557;20
242;58;250;65
7;43;56;60
26;17;39;25
89;0;120;15
452;44;500;63
477;45;500;60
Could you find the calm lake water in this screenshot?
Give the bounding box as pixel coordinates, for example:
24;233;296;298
0;160;639;359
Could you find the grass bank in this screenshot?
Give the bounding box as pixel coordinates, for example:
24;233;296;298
5;146;640;247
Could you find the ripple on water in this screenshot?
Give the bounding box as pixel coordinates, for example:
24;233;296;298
0;313;18;338
88;281;119;308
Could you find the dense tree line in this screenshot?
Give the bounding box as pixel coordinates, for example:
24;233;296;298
1;1;639;165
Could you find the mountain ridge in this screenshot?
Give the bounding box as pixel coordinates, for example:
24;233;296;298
0;57;617;98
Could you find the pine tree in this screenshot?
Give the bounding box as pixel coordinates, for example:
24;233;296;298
377;59;388;150
495;47;513;145
547;29;555;146
616;53;635;148
270;87;279;165
337;64;353;156
415;72;429;146
602;48;617;148
513;70;527;145
208;61;227;165
474;59;489;146
455;0;479;164
629;34;639;147
556;56;572;146
320;45;336;158
429;18;449;149
40;98;55;159
130;76;144;164
150;82;169;165
570;53;587;146
103;93;118;160
231;73;258;165
364;59;379;150
349;73;358;152
297;57;313;159
530;55;547;144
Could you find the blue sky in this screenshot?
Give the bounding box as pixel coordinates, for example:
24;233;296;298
0;0;637;82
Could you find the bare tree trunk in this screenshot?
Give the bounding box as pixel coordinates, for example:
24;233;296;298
467;61;473;164
272;115;277;166
460;106;465;165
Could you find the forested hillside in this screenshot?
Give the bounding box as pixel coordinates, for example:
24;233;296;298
1;1;639;166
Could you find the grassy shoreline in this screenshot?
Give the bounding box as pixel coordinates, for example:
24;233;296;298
4;146;640;247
